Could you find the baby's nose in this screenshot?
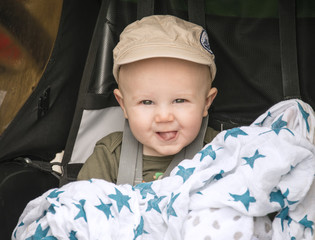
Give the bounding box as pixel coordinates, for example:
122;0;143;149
154;107;175;123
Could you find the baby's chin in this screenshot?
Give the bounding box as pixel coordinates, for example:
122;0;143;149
149;145;186;157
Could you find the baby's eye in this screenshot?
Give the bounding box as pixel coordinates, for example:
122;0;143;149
141;100;153;105
174;99;186;103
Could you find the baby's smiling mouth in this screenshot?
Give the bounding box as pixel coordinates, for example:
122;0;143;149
157;131;178;141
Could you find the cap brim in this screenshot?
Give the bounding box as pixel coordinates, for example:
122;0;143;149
113;44;216;81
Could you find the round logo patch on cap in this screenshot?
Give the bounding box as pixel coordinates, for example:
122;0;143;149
200;30;213;55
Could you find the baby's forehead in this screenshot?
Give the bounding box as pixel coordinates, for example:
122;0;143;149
118;57;211;89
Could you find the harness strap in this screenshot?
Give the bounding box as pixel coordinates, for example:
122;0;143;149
278;0;301;99
117;120;142;185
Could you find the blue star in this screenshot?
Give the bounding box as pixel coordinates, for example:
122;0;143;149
146;195;166;213
135;182;156;199
74;199;87;222
297;101;310;132
282;189;298;205
270;190;285;208
175;166;195;182
133;216;148;240
260;115;294;136
242;149;265;169
203;170;224;185
299;215;314;234
287;199;298;205
109;188;133;213
229;189;256;211
214;170;224;180
224;128;248;141
167;193;180;219
69;230;78;240
276;207;291;231
47;189;64;199
48;203;58;214
26;224;56;240
255;111;271;126
14;221;25;238
95;198;113;219
199;145;223;161
18;221;24;227
283;188;289;198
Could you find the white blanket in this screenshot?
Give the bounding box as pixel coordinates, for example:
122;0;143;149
13;99;315;240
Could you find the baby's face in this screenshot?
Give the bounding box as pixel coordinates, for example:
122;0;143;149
115;58;217;156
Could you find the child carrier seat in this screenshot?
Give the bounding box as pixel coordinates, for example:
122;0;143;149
60;0;315;186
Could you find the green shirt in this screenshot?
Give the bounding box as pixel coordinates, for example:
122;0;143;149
77;127;219;183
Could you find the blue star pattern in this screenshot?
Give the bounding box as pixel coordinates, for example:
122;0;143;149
175;166;195;182
299;215;314;234
167;193;180;219
48;203;58;214
224;128;248;141
74;199;87;222
229;189;256;211
109;188;133;213
95;198;113;219
283;189;298;205
255;111;271;126
276;207;292;231
297;101;310;132
214;170;224;180
199;145;223;161
69;230;78;240
133;216;148;240
260;115;294;136
270;189;299;209
47;189;64;199
26;224;57;240
135;182;156;199
270;190;285;208
146;195;166;213
202;170;225;185
242;149;265;168
14;222;24;238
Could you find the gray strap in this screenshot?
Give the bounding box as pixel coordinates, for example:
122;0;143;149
117;120;142;185
134;143;143;185
163;115;209;177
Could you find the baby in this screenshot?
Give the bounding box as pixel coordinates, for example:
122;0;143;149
78;15;218;184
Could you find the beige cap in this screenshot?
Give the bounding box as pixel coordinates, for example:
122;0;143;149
113;15;216;82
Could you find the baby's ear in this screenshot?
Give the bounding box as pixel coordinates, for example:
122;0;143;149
113;89;128;119
203;87;217;117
